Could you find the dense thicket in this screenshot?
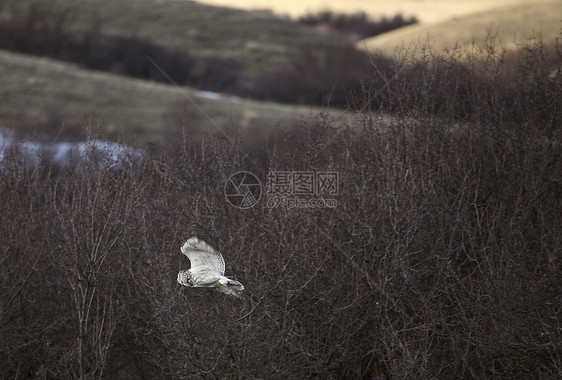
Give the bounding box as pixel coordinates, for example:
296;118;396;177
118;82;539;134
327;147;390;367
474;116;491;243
1;36;561;379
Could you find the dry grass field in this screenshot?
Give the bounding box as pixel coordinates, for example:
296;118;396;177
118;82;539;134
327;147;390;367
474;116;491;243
359;0;562;57
0;50;353;145
0;0;333;83
197;0;560;61
0;0;375;144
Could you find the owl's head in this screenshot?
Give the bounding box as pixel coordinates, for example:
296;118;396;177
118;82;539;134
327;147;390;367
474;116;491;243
177;270;194;287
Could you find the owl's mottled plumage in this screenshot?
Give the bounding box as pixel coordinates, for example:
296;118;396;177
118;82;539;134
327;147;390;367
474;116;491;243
177;237;244;297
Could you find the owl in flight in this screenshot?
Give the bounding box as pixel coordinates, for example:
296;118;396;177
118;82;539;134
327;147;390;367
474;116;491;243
177;237;244;297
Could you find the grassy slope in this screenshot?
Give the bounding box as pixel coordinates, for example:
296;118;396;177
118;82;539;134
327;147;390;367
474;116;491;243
0;50;353;145
1;0;331;83
0;0;366;144
358;1;562;57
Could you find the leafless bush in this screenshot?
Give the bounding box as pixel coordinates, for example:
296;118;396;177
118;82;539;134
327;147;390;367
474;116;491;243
1;36;561;379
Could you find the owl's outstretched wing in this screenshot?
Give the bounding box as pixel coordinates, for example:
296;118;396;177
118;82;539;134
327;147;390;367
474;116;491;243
181;237;225;275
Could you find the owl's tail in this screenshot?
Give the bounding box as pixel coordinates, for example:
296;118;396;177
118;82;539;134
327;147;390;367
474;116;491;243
221;277;244;291
216;277;245;298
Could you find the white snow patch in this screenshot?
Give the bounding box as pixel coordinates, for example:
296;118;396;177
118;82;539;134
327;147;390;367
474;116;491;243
193;89;222;100
0;129;142;167
192;89;241;103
